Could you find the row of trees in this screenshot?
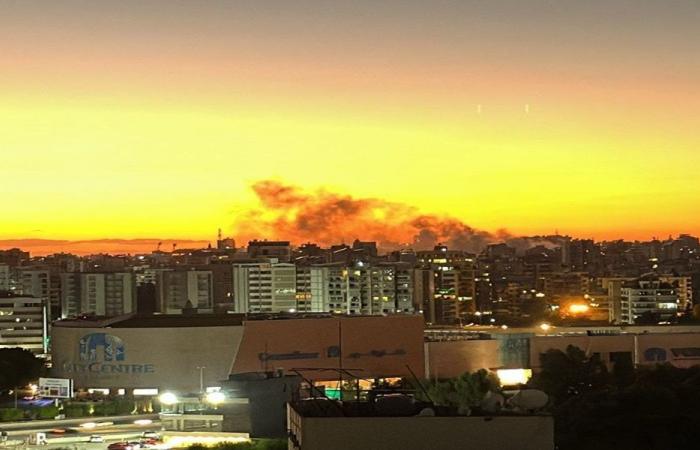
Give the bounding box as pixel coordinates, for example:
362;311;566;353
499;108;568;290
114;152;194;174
531;345;700;450
187;440;286;450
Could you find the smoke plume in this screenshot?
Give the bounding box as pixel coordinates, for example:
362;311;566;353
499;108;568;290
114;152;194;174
232;180;509;252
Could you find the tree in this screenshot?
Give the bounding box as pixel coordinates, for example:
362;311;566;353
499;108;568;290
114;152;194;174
36;405;60;420
415;369;500;415
0;348;44;395
553;365;700;450
530;345;609;404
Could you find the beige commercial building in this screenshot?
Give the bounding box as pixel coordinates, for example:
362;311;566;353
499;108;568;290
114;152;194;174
50;314;425;393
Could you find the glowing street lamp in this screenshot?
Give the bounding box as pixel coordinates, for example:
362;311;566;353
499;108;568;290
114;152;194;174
205;391;226;406
159;392;178;406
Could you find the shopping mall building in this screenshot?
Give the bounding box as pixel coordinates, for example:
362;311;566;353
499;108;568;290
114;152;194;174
50;313;425;394
50;314;700;395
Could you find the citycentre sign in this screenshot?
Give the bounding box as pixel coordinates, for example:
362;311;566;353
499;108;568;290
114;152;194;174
62;332;155;375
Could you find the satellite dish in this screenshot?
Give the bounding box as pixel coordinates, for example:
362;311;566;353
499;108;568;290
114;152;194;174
480;391;505;413
417;407;436;417
507;389;549;411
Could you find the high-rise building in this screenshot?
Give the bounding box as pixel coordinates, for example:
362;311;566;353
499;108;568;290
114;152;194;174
541;272;589;301
156;269;213;313
295;265;313;312
19;268;50;305
233;262;297;313
247;241;292;262
60;272;136;318
412;268;435;323
309;262;414;315
0;264;10;292
618;276;679;324
417;246;475;323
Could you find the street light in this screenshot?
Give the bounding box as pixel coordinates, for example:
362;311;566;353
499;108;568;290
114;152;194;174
205;391;226;406
159;392;178;405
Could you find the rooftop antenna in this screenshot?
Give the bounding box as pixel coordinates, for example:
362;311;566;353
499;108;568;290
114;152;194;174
405;364;433;404
218;228;222;241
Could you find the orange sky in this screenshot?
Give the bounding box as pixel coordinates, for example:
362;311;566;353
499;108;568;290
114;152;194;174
1;1;699;254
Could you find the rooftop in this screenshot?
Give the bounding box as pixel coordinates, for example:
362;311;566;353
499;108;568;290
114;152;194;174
53;311;422;328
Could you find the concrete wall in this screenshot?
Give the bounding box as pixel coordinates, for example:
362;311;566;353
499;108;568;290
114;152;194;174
289;414;554;450
530;333;700;370
425;340;501;379
232;315;425;380
51;325;244;392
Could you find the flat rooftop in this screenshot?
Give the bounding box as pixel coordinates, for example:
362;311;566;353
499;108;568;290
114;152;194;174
53;313;246;328
53;312;422;328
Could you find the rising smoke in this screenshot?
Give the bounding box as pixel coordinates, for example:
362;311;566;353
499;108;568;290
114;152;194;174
232;180;512;253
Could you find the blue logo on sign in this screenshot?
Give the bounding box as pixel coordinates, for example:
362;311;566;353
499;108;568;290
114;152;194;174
79;333;125;362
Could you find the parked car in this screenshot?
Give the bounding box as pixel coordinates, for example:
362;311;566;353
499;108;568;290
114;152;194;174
88;435;105;443
141;431;160;440
140;438;159;446
107;442;136;450
50;428;79;435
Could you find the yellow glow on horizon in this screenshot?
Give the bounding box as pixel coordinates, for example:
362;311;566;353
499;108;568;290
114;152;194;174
1;85;698;244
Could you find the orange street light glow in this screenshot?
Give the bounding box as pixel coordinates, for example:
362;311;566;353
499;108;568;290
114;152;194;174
567;304;591;315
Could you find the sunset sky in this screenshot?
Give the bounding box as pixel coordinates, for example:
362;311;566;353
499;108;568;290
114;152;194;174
1;1;699;253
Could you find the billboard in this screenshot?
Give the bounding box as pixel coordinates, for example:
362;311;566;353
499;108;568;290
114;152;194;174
39;377;73;398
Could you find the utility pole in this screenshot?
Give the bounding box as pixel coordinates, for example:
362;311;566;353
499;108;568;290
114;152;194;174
196;366;206;393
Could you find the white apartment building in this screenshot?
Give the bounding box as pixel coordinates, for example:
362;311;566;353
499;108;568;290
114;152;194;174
0;293;48;353
233;262;297;313
309;262;414;315
619;277;679;324
60;272;136;318
604;275;692;323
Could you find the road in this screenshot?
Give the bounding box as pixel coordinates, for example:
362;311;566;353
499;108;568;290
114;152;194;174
2;420;161;450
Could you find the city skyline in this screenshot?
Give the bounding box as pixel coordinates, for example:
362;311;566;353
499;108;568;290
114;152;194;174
2;1;699;252
2;178;700;255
